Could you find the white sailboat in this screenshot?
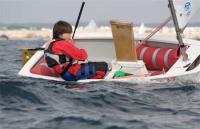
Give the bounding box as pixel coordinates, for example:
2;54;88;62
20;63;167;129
18;0;200;83
138;23;146;35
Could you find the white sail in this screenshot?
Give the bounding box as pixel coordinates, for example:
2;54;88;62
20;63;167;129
173;0;200;30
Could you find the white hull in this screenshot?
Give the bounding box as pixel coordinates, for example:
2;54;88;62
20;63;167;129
18;34;200;83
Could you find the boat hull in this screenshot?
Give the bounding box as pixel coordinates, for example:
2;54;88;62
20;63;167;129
18;35;200;83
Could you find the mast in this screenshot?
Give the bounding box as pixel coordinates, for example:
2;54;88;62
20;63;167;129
168;0;188;61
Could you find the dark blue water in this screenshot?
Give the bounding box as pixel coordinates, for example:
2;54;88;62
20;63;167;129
1;40;200;129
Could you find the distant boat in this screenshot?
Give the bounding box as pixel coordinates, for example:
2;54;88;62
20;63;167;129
18;0;200;83
84;19;98;32
138;23;146;35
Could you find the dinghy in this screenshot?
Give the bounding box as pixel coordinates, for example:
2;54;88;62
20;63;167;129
18;0;200;83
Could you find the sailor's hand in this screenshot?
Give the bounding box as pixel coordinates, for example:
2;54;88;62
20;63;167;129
79;59;88;63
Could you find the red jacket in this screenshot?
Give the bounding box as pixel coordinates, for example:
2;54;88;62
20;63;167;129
50;40;88;76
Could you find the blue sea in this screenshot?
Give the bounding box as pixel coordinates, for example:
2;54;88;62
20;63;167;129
1;39;200;129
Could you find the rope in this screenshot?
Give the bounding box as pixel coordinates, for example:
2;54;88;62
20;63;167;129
143;16;172;42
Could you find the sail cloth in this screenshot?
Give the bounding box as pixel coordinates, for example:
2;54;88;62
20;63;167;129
173;0;200;31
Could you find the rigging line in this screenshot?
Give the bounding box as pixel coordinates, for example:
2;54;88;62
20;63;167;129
143;16;172;42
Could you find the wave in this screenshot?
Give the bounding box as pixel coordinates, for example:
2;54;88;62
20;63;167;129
0;81;46;105
1;79;200;129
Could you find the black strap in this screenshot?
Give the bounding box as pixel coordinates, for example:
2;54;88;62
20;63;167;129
59;54;67;64
177;44;185;56
81;64;85;75
60;58;73;76
28;48;45;51
88;62;94;74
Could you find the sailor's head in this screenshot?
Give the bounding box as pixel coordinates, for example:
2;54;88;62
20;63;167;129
53;20;72;40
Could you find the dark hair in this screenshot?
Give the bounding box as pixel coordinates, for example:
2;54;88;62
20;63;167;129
53;20;72;39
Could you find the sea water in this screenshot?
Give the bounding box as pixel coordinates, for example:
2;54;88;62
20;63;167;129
1;40;200;129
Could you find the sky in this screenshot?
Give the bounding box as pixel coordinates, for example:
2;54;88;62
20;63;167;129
0;0;200;25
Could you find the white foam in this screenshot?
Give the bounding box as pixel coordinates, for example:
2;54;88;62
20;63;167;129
0;20;200;40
